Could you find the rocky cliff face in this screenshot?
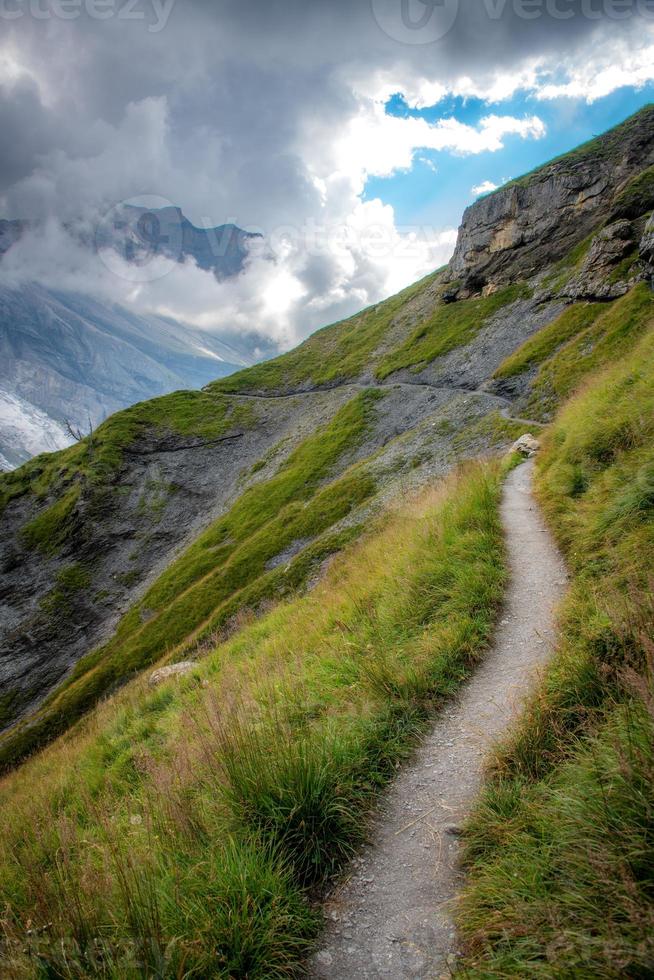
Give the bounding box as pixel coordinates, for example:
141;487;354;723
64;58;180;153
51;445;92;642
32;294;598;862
446;106;654;296
1;106;653;768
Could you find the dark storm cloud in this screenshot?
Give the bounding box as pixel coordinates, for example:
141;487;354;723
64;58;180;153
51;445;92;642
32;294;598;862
0;77;55;192
0;0;644;221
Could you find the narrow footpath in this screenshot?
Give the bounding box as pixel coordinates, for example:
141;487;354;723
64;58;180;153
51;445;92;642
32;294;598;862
310;459;568;979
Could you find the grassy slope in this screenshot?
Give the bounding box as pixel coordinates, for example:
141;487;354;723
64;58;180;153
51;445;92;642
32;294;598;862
212;271;441;393
609;162;654;219
0;459;507;978
524;285;654;419
459;320;654;977
0;262;538;765
492;284;654;420
492;302;605;380
0;390;383;770
375;282;530;379
213;277;530;394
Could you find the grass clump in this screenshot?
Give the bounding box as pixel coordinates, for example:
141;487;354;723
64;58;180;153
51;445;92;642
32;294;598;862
376;283;530;379
458;314;654;976
611;163;654;219
40;564;92;618
539;231;597;294
451;411;540;454
493;302;605;380
0;458;507;977
20;486;80;555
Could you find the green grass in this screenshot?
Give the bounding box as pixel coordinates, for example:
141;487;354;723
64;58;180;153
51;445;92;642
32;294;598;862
0;390;382;769
213;275;532;394
0;458;507;978
606;246;641;285
20;486;80;554
0;688;31;732
493;302;605;380
40;564;92;618
451;411;539;454
538;231;596;295
458;317;654;977
523;283;654;419
375;283;530;379
212;271;442;394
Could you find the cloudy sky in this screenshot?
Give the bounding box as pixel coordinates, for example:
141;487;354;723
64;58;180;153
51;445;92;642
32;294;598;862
1;0;654;352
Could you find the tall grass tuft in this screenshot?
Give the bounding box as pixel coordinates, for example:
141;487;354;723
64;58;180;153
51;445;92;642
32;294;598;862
216;714;366;886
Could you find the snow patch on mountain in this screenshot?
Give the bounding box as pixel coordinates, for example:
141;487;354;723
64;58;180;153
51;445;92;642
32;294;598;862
0;389;72;470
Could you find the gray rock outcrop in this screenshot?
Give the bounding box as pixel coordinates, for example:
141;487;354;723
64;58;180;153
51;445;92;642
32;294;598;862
563;220;636;300
445;106;654;295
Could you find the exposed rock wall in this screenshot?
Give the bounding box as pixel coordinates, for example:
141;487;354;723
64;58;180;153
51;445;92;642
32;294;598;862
446;106;654;294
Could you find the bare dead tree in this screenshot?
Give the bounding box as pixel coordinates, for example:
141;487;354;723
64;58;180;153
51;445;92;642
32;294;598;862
63;413;94;454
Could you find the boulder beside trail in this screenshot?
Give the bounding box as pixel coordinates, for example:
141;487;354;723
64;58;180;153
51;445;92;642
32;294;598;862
511;433;540;458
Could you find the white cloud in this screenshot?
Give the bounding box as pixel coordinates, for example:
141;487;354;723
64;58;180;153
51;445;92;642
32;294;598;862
6;82;529;351
533;39;654;102
353;27;654;110
359;66;543;109
316;100;546;194
471;180;499;196
0;205;458;353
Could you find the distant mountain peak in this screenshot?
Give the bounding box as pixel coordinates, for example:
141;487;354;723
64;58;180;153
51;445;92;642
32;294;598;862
0;205;261;282
95;203;261;280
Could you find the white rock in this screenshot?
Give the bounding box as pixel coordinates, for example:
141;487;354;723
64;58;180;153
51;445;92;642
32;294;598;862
148;661;196;686
511;433;540;457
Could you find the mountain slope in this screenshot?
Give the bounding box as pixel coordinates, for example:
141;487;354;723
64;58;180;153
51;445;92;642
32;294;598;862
93;204;259;280
0;284;252;469
0;104;653;980
0;105;653;766
215;104;654;396
0;387;70;470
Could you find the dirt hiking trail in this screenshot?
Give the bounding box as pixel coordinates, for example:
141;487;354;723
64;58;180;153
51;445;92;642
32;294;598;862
310;459;568;979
